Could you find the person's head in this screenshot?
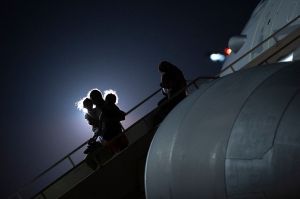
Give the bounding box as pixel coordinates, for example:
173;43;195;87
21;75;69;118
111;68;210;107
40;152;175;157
89;89;104;106
159;61;173;73
83;98;93;110
105;93;116;105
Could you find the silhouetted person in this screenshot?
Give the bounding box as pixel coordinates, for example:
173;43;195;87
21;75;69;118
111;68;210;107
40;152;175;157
82;98;102;155
100;93;129;153
89;89;105;113
83;90;114;169
88;89;105;138
157;61;187;122
83;98;100;136
159;61;187;101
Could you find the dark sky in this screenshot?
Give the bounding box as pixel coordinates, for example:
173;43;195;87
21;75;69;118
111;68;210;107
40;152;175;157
1;0;260;198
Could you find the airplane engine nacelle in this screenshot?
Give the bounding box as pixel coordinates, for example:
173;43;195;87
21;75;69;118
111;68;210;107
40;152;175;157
145;61;300;199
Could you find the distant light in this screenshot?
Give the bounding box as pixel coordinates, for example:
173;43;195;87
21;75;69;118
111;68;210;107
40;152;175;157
224;47;232;56
279;53;293;62
210;53;225;62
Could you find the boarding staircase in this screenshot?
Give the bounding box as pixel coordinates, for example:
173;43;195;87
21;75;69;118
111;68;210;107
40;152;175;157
8;15;300;199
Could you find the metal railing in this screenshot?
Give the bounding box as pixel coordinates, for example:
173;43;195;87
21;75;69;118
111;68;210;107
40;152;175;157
219;15;300;74
9;76;216;199
9;14;300;199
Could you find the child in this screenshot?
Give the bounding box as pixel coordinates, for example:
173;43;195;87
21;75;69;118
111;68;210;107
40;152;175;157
100;93;129;153
82;98;102;154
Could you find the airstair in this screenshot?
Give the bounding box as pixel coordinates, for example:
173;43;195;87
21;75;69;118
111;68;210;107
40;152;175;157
20;77;213;199
8;15;300;199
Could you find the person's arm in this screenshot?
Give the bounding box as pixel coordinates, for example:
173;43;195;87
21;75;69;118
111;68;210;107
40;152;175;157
161;74;173;89
161;74;173;98
87;113;101;126
96;111;104;137
119;110;126;121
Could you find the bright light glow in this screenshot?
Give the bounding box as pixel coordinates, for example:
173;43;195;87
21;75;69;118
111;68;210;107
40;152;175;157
104;89;119;104
210;53;225;62
224;47;232;56
75;97;88;114
279;53;293;62
75;88;119;114
75;88;101;114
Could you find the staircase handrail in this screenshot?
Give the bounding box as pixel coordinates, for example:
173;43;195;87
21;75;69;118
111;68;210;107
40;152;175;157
10;13;300;199
10;76;216;199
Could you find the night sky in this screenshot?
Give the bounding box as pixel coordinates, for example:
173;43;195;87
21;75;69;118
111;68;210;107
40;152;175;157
1;1;260;198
